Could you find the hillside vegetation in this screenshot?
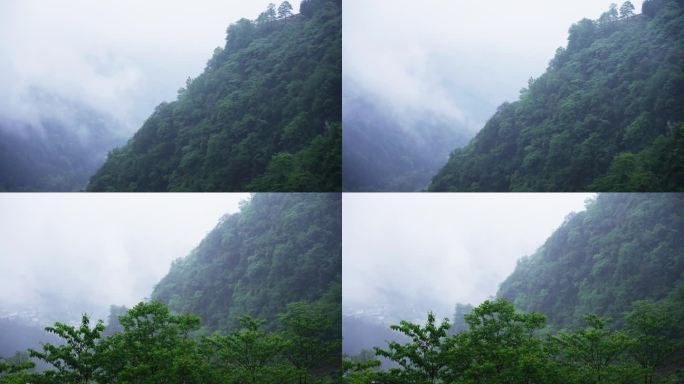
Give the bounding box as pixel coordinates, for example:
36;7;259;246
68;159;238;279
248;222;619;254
0;192;341;383
430;0;684;191
498;193;684;330
88;0;341;191
152;193;341;333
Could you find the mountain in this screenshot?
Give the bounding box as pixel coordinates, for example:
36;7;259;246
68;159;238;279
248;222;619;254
343;89;472;191
0;90;125;191
430;0;684;192
151;193;341;333
498;193;684;330
87;0;341;192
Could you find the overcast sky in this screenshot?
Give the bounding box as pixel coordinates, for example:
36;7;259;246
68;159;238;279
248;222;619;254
344;0;644;132
0;0;300;133
343;193;594;320
0;193;249;323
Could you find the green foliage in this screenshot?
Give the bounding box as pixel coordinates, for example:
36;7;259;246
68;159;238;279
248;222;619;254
0;352;36;384
624;300;680;383
87;0;341;191
498;193;684;330
28;314;105;383
152;193;341;333
279;301;341;382
430;0;684;191
554;315;634;383
97;301;206;384
349;299;684;384
23;301;338;383
459;299;550;384
204;316;292;383
373;312;453;383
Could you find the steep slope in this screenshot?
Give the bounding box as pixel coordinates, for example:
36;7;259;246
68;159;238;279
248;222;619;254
0;92;125;191
88;0;341;192
430;0;684;191
498;193;684;330
343;90;472;191
151;193;341;332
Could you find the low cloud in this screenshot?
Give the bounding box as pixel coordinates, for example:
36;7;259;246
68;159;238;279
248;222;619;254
0;193;250;323
343;193;594;321
0;0;301;135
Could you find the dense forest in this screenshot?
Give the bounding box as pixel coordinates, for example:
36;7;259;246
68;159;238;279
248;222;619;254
87;0;341;192
499;193;684;331
342;85;471;192
0;193;341;382
430;0;684;191
152;193;341;333
0;91;125;191
344;193;684;383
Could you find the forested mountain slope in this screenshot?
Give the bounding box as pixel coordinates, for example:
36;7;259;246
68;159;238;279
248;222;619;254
88;0;341;192
152;193;341;333
430;0;684;191
343;91;471;191
498;193;684;330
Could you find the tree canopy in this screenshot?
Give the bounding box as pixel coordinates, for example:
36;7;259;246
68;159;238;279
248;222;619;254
87;0;341;191
430;0;684;191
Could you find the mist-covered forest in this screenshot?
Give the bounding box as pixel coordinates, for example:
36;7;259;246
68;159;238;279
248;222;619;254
87;0;341;192
343;193;684;383
0;193;341;383
430;0;684;191
342;87;471;192
0;92;125;191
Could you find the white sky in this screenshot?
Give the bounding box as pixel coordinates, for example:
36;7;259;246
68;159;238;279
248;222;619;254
0;193;250;322
344;0;644;131
0;0;301;133
343;193;594;318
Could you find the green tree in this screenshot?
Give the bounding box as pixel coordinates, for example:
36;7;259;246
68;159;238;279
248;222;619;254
342;355;382;384
258;3;277;25
98;301;207;384
599;3;619;23
554;315;630;384
374;312;453;384
278;1;293;19
625;300;679;384
205;316;290;384
0;352;36;384
620;1;635;18
279;302;340;383
460;298;550;384
29;314;105;384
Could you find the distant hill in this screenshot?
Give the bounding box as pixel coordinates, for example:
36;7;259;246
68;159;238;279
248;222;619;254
151;193;341;333
430;0;684;191
343;89;471;191
0;91;124;191
498;193;684;330
88;0;341;192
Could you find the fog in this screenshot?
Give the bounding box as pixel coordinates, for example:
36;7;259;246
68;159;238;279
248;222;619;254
0;0;300;134
344;0;644;132
343;193;594;322
0;193;250;324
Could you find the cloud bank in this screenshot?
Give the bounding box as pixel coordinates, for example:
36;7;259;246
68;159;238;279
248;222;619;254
0;193;250;323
